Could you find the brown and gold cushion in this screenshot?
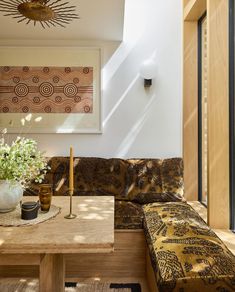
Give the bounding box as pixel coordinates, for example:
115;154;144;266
115;200;143;229
25;157;129;199
143;202;235;292
126;159;162;204
25;156;185;204
161;158;185;202
74;157;128;200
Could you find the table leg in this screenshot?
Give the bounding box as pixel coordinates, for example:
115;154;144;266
39;254;65;292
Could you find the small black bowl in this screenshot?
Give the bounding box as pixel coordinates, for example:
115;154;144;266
21;201;40;220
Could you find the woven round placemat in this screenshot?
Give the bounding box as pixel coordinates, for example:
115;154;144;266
0;205;61;227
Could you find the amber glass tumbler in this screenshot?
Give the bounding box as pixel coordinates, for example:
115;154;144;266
39;184;52;212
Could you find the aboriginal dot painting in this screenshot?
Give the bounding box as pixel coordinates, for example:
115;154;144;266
0;66;93;114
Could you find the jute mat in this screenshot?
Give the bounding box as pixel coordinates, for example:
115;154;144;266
0;205;61;227
0;279;133;292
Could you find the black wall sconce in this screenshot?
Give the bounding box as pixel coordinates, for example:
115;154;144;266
140;59;157;87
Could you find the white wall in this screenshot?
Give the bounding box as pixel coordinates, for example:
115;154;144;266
4;0;183;158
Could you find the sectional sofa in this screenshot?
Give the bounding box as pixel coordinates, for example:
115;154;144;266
25;157;235;292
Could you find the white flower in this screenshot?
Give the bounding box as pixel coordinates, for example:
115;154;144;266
25;114;32;122
34;116;42;122
0;115;49;189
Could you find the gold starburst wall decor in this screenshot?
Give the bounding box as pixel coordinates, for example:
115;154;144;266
0;0;79;28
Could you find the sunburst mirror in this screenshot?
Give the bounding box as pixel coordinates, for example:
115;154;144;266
0;0;79;28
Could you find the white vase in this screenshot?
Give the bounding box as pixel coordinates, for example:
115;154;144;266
0;180;23;213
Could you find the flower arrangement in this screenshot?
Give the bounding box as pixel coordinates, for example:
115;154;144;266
0;114;49;189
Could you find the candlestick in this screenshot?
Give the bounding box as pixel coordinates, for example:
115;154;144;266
64;146;76;219
69;146;74;191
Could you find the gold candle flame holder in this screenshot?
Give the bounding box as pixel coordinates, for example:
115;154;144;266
64;189;77;219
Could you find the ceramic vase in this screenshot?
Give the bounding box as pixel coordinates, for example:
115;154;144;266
0;180;23;213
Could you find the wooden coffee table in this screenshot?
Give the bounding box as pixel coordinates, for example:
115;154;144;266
0;196;114;292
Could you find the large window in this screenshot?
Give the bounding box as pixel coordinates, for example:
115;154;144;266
198;13;208;206
229;0;235;231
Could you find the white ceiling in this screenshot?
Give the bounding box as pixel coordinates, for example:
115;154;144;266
0;0;125;41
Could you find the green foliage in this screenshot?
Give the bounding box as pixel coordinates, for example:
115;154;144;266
0;136;49;188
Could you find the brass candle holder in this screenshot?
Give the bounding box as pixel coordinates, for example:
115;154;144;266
64;189;77;219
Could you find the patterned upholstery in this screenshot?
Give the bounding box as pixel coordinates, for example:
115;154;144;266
25;157;129;200
126;159;162;204
25;156;185;229
115;200;143;229
143;202;235;292
161;158;185;202
74;157;128;200
25;156;184;200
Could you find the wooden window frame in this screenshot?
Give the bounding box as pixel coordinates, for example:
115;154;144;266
183;0;230;229
229;0;235;232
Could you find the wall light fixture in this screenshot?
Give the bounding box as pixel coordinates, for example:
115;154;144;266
140;59;157;87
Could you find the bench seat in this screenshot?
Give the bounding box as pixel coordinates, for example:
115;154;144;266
115;200;143;229
143;202;235;292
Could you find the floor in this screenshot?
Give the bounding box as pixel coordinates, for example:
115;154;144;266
188;201;235;255
0;278;150;292
73;278;150;292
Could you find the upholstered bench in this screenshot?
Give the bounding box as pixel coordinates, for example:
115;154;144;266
21;156;235;291
143;202;235;291
25;157;184;230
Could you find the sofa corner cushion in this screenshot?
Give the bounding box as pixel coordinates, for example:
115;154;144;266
115;200;143;229
126;159;163;204
143;202;235;291
161;158;185;202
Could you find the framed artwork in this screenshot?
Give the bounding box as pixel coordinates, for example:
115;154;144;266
0;47;101;133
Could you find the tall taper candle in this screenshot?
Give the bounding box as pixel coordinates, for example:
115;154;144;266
65;146;76;219
69;146;74;191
